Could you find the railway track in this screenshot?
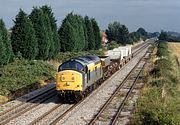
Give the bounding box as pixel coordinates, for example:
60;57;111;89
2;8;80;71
27;42;151;125
0;41;151;125
0;87;56;125
89;52;148;125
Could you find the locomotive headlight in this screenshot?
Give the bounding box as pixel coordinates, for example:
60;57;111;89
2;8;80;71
61;77;65;81
71;76;75;80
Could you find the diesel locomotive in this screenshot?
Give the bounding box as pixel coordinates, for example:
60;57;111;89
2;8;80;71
56;47;132;102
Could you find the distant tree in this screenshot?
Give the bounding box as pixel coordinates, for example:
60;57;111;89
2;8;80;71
137;27;148;36
148;32;160;38
41;5;60;58
128;32;141;44
11;9;38;60
120;25;129;44
106;21;129;45
0;19;13;66
84;16;95;50
29;7;50;60
158;31;168;41
128;32;138;44
91;18;101;50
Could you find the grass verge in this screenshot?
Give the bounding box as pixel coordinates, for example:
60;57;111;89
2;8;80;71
129;42;180;125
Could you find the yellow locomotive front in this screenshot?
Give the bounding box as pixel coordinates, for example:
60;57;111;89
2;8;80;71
56;59;85;102
56;70;83;92
56;55;103;102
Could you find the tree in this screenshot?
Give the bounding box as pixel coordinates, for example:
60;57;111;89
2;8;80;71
29;7;50;60
72;14;85;51
58;13;76;52
137;27;148;36
0;19;13;66
0;35;6;65
11;9;38;60
41;5;60;58
158;31;168;41
91;18;101;50
83;19;88;51
58;20;76;52
106;21;129;45
128;32;141;44
84;16;95;50
58;12;87;52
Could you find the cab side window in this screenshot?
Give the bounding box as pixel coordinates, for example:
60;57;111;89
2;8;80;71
88;70;90;80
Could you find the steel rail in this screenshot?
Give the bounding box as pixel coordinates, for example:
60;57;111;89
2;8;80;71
0;90;56;125
89;50;148;125
111;60;147;125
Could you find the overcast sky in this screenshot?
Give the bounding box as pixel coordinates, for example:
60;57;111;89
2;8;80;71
0;0;180;32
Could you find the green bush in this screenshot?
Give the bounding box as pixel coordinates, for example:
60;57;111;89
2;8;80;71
157;42;169;57
106;41;119;50
0;59;56;96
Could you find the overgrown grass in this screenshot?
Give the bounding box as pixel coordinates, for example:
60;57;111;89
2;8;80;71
130;42;180;125
0;59;56;96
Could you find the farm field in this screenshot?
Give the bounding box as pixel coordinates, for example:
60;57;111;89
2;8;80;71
168;42;180;62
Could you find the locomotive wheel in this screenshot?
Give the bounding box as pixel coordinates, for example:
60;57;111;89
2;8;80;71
74;92;83;102
58;94;65;103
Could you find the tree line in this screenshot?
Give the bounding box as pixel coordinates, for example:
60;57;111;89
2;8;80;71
105;21;148;45
0;5;102;66
0;6;149;66
158;31;180;42
58;12;101;52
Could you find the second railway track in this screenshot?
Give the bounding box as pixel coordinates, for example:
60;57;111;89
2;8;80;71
89;51;148;125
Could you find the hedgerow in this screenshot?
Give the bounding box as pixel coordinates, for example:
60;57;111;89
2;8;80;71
106;41;119;50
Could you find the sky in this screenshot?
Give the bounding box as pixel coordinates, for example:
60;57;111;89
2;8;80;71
0;0;180;32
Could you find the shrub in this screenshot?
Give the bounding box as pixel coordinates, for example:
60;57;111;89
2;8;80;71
0;59;56;96
106;41;119;50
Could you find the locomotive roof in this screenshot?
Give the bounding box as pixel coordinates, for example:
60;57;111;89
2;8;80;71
58;55;101;71
72;55;100;66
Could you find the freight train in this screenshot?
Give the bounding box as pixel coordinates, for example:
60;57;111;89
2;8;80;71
56;46;132;102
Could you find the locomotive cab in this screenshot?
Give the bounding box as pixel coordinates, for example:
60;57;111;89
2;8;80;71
56;60;85;101
56;55;103;102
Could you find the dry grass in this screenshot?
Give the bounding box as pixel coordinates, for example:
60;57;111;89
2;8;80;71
168;42;180;90
168;42;180;63
0;95;9;105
